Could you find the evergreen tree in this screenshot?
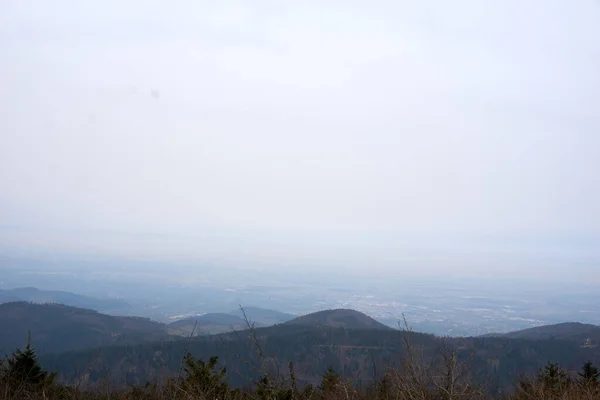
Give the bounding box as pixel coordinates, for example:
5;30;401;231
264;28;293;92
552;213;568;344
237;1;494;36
578;361;600;387
255;375;276;400
538;361;570;393
180;353;229;397
255;374;295;400
320;366;341;393
6;334;53;387
301;383;314;398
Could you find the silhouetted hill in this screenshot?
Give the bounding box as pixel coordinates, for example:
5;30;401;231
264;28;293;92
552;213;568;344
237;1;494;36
284;309;393;330
168;313;262;336
41;320;434;389
0;302;171;354
1;304;595;393
230;306;295;325
39;315;600;392
170;313;245;327
483;322;600;346
0;287;130;311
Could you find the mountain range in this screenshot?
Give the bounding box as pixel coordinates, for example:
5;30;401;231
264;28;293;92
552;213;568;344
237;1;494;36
482;322;600;343
168;313;257;336
0;302;299;354
0;287;130;311
0;302;169;354
167;307;295;336
1;299;600;394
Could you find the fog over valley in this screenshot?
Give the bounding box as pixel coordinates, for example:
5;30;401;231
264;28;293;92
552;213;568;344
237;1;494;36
1;1;599;398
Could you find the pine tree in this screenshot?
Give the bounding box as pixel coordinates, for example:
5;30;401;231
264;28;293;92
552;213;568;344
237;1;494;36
6;334;52;387
538;361;570;393
180;353;228;397
256;375;277;400
320;366;341;393
578;361;600;387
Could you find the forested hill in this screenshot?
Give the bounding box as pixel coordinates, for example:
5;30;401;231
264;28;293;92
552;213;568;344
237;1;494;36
483;322;600;343
167;313;261;336
0;302;171;354
3;302;600;395
0;287;130;311
40;317;600;392
284;309;393;330
229;306;295;325
0;302;299;353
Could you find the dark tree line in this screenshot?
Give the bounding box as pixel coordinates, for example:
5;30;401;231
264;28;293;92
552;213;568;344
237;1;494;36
2;336;600;399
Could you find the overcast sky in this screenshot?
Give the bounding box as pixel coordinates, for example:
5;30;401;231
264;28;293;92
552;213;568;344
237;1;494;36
1;1;599;279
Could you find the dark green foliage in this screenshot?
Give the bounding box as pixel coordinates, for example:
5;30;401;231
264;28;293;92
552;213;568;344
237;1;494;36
2;339;600;399
178;353;229;397
319;366;341;393
5;335;53;386
38;321;600;395
578;360;599;387
513;361;600;399
538;361;571;392
4;304;600;398
0;335;57;399
127;382;161;400
301;383;314;398
255;375;293;400
518;361;572;397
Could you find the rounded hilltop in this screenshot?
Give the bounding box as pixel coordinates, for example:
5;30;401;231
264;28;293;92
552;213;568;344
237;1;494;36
284;308;393;330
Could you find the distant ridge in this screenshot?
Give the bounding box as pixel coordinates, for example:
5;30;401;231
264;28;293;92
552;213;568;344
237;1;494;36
230;306;295;325
170;313;247;327
0;302;170;354
284;309;393;331
482;322;600;346
0;287;130;311
168;313;260;336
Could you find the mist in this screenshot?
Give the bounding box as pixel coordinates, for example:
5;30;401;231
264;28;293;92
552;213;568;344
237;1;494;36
1;0;599;282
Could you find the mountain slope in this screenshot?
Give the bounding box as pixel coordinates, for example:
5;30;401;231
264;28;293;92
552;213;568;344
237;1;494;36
284;309;393;330
0;287;130;311
230;307;295;325
483;322;600;346
40;317;600;392
0;302;171;354
7;305;599;393
41;320;434;388
168;313;262;336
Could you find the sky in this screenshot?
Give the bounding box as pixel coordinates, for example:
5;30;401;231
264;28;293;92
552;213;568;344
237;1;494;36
1;1;599;279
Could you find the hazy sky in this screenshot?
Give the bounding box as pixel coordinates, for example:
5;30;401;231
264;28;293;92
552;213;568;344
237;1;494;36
1;1;599;278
